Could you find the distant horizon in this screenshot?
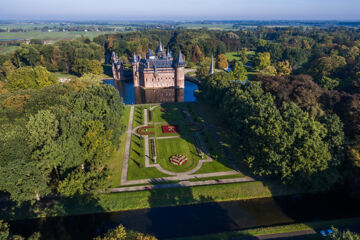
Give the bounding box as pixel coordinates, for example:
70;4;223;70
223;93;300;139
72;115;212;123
2;19;360;23
1;0;360;22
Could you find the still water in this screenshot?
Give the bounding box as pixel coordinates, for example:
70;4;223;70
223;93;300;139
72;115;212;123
8;192;360;239
103;80;199;104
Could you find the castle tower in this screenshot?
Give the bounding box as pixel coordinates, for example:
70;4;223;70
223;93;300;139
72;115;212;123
156;39;165;58
174;50;186;89
209;55;215;75
131;52;139;87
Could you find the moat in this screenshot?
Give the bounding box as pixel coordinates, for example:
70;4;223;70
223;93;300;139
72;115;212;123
8;192;360;239
103;79;199;104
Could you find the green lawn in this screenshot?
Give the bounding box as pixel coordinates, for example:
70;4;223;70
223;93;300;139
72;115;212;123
127;134;169;180
4;180;305;221
151;104;185;123
107;106;131;188
225;50;256;62
156;137;202;173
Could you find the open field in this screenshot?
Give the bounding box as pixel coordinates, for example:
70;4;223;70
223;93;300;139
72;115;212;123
178;23;235;30
0;31;112;40
0;45;18;55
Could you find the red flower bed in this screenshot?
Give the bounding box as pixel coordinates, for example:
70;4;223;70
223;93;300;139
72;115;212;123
137;126;154;135
162;125;179;134
170;155;188;166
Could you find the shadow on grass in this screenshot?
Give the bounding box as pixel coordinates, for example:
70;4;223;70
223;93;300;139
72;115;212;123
158;102;237;172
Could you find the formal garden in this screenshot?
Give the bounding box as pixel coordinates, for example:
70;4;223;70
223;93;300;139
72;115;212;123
123;103;241;184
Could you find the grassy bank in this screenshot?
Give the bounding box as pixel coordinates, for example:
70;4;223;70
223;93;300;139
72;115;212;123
107;106;131;188
175;218;360;240
5;180;304;221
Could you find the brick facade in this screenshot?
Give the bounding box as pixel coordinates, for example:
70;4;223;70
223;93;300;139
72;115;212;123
111;40;186;89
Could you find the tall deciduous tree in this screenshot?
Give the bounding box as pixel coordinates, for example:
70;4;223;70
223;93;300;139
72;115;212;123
254;52;271;71
5;66;57;91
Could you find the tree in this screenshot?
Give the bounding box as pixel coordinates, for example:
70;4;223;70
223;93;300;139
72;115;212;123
254;52;271;70
93;224;157;240
0;220;9;240
231;61;247;81
191;45;203;63
238;49;248;64
319;76;340;90
277;60;292;75
313;55;346;77
216;54;228;69
262;65;277;76
77;73;104;85
328;228;360;240
196;57;211;79
5;66;57;91
72;59;103;76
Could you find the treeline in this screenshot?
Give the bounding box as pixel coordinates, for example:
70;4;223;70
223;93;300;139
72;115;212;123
0;82;125;204
200;69;360;194
0;38;104;83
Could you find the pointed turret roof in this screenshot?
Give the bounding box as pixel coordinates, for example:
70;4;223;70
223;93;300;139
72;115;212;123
209;55;215;75
156;39;164;54
174;49;186;67
146;48;154;59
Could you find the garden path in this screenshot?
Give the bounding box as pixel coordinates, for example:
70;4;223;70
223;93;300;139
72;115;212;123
111;176;255;192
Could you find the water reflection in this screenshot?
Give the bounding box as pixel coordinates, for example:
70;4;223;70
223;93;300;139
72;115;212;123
103;79;198;104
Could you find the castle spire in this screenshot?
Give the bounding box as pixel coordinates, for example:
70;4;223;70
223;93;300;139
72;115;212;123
209;55;215;75
174;49;186;67
131;52;137;63
156;38;164;55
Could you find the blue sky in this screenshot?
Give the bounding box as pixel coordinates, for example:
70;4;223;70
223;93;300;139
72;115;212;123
1;0;359;21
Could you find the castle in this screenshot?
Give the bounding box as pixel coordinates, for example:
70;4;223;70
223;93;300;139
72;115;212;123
111;40;186;89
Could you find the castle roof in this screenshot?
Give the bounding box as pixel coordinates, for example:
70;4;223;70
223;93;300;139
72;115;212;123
174;50;186;67
146;48;154;58
156;39;164;54
140;58;173;69
209;55;215;75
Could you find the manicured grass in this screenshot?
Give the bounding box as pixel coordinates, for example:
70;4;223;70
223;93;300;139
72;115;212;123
132;106;146;128
195;129;234;174
5;180;304;221
225;51;255;62
107;106;131;188
156;137;202;173
152;104;185;123
127;134;168;180
189;174;245;182
176;218;360;240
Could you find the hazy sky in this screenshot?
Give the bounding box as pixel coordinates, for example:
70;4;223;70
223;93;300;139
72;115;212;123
1;0;360;21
